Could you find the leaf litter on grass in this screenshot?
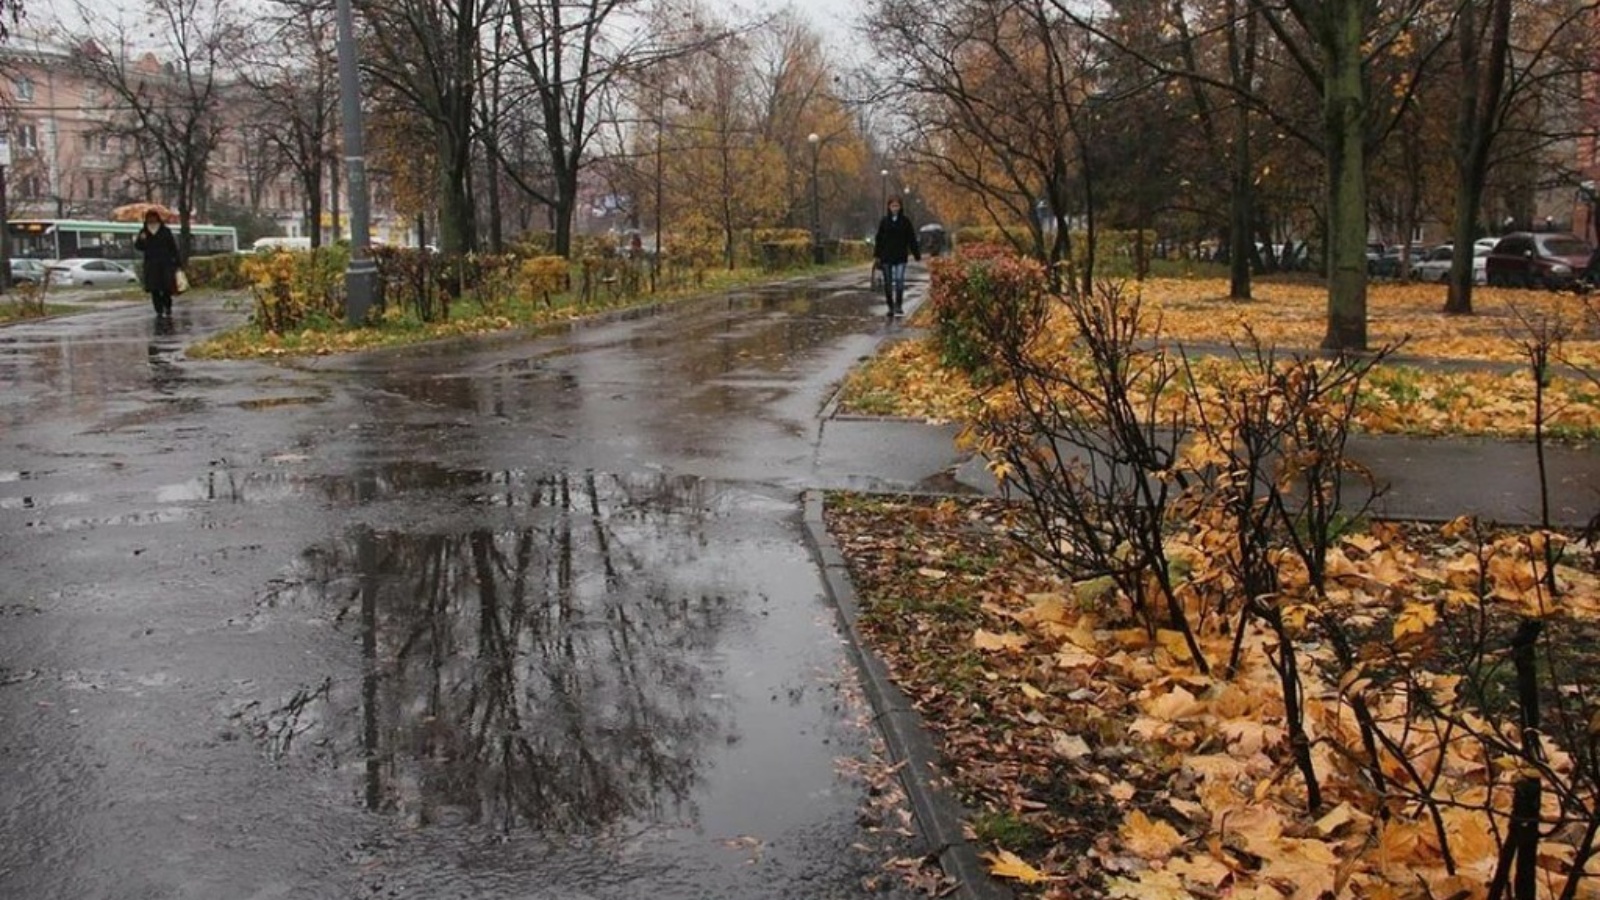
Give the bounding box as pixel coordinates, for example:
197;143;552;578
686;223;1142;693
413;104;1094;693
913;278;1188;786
838;279;1600;440
824;494;1600;899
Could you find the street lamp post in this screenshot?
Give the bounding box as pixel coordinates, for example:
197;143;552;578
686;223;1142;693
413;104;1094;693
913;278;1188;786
0;137;11;295
807;132;822;265
879;169;888;210
334;0;376;326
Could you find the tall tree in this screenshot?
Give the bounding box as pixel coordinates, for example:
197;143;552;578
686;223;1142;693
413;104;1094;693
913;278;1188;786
356;0;490;253
866;0;1100;278
1443;0;1597;313
495;0;707;257
66;0;248;256
244;0;338;247
673;38;787;268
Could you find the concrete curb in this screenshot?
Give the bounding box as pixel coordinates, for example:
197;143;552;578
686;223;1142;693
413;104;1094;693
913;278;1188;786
801;490;1014;900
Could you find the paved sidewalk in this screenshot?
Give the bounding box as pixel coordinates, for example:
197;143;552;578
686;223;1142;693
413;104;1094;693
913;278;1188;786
930;431;1599;529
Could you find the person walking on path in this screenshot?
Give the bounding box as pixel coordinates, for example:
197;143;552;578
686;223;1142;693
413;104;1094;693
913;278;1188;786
873;197;921;317
134;210;182;319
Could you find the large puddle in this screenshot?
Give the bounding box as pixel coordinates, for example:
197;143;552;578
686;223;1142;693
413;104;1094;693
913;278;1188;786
228;472;891;893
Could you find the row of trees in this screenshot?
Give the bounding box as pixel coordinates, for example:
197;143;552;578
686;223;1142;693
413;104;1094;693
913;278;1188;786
863;0;1598;349
35;0;891;266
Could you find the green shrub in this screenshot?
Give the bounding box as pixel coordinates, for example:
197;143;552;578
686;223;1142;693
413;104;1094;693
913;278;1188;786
927;247;1050;382
519;255;571;305
756;239;812;271
185;254;249;291
242;247;349;333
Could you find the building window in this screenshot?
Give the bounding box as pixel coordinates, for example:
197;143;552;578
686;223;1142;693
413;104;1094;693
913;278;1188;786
14;76;33;102
21;175;40;198
16;124;37;150
86;178;95;199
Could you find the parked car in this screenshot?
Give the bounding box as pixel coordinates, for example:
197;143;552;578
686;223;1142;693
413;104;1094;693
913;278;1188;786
1484;232;1594;289
9;258;46;285
1371;244;1425;279
1411;243;1489;284
44;258;140;287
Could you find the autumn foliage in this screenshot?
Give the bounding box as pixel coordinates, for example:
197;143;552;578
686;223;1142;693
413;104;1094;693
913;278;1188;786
828;253;1600;899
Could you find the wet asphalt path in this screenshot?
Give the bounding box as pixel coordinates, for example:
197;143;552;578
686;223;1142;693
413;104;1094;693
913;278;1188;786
0;271;960;899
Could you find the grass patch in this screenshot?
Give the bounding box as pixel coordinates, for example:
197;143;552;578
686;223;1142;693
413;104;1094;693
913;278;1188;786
190;260;859;360
836;278;1600;439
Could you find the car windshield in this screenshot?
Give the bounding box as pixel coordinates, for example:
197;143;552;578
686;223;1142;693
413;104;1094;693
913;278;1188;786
1542;237;1592;257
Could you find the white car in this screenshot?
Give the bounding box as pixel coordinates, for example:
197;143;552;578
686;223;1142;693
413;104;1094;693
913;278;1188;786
1411;244;1488;284
45;258;140;287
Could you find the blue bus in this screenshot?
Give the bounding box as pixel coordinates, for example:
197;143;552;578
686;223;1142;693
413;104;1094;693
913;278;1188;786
6;218;239;260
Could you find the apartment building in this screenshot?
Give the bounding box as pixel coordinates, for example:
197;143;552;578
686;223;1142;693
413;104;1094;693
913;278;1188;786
1577;10;1600;245
0;31;406;243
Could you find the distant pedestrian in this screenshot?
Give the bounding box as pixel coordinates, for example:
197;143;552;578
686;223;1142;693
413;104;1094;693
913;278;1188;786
873;197;920;317
134;210;182;319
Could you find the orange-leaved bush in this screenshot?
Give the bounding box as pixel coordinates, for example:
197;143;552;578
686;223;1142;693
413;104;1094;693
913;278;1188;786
926;246;1049;383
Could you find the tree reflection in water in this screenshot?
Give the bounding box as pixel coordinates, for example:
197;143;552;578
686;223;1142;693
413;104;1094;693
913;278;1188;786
309;472;734;835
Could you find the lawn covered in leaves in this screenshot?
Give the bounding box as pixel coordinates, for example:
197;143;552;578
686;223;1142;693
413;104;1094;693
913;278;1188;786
840;278;1600;440
824;494;1600;899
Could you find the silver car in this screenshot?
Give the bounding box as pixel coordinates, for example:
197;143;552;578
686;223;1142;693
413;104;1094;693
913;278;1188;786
44;258;140;287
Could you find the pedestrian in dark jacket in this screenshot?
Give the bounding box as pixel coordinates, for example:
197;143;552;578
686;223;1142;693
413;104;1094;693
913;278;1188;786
134;210;182;318
873;197;920;316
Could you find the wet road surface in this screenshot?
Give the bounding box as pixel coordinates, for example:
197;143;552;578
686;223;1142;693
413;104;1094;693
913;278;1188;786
0;274;962;899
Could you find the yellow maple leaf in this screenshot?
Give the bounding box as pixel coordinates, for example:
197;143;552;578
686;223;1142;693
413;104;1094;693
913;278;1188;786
1121;809;1186;859
973;629;1029;652
1144;685;1205;721
1342;533;1383;555
1392;602;1438;641
1169;852;1233;888
1106;870;1190;900
982;848;1051;884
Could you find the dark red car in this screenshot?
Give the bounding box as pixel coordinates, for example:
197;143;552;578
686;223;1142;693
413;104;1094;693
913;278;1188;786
1484;232;1594;289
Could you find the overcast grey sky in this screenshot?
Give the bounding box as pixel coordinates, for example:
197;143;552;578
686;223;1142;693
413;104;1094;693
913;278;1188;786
28;0;867;52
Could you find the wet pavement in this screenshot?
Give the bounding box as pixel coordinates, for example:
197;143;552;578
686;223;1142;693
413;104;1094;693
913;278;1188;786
6;271;1596;898
0;274;959;899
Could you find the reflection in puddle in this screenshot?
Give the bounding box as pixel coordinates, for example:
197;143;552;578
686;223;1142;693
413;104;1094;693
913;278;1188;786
263;473;746;835
237;396;327;411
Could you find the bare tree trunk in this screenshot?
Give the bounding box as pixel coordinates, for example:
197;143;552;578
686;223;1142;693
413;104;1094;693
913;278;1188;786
1445;0;1512;314
1319;0;1369;351
1226;0;1256;300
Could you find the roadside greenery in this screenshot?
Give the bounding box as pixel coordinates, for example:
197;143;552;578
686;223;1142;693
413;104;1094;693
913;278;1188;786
827;246;1600;899
839;264;1600;441
190;241;869;359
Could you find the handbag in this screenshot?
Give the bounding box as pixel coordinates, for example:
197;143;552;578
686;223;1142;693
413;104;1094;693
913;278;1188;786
174;268;190;294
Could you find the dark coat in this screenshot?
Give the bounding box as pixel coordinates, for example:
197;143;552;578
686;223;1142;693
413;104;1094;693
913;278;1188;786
874;213;921;265
134;224;182;294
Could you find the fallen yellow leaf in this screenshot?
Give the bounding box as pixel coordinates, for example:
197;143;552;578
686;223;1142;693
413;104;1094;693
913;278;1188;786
1393;602;1439;641
1121;809;1186;859
973;629;1030;652
982;848;1051;884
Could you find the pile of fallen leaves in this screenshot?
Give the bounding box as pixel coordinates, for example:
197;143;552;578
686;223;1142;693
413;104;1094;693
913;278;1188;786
1137;279;1600;367
824;494;1600;899
840;280;1600;440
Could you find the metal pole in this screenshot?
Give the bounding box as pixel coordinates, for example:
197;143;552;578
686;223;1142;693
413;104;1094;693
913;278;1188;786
808;133;821;265
0;165;10;294
653;85;663;293
880;169;888;210
334;0;376;326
